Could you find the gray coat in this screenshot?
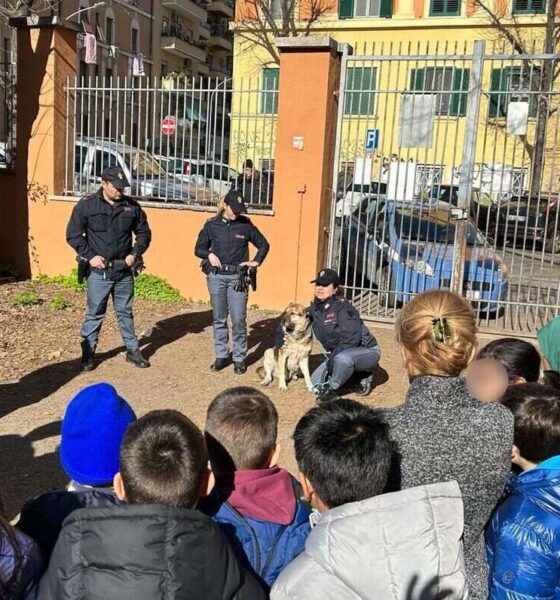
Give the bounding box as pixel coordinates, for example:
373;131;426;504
271;481;467;600
384;375;514;599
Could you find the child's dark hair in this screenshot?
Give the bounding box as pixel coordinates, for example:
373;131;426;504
293;399;392;509
541;370;560;391
501;383;560;463
205;387;278;472
477;338;541;383
120;409;208;509
0;496;24;596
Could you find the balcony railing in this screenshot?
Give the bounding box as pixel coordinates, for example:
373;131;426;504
162;25;206;50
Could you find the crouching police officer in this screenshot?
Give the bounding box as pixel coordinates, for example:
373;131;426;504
195;190;270;374
66;166;152;372
309;268;381;403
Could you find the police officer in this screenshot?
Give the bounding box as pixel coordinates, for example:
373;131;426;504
195;189;270;374
309;268;381;402
66;166;152;372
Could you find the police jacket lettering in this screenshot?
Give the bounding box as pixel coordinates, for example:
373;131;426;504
309;295;377;358
194;215;270;266
66;190;151;260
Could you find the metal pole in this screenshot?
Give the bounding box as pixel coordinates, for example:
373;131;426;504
450;40;485;296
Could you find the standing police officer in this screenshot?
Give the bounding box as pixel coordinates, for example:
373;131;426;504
195;189;269;374
66;166;152;372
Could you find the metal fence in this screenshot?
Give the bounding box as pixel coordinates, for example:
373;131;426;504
329;40;560;334
0;62;16;170
64;76;278;209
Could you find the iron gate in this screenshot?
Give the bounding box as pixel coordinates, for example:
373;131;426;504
329;40;560;334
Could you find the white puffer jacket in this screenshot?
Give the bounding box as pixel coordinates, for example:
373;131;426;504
271;481;468;600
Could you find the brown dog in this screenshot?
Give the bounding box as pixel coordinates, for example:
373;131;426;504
259;303;314;391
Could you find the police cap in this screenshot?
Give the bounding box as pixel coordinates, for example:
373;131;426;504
311;268;340;287
224;190;248;215
101;166;130;191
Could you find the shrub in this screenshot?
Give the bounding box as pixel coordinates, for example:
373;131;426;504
49;294;71;310
11;291;41;307
36;269;86;291
135;274;183;302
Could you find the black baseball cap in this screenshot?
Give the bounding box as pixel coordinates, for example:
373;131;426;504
101;166;130;191
311;268;340;287
224;190;248;215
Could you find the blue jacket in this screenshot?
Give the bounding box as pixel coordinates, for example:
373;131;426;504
202;477;311;589
0;527;43;600
487;457;560;599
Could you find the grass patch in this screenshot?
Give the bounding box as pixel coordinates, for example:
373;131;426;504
11;291;41;307
49;293;72;310
36;269;86;291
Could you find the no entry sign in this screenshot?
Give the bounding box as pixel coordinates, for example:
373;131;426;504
161;116;176;136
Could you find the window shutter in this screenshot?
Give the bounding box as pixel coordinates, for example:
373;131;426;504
450;68;469;116
339;0;354;18
489;68;507;118
410;68;425;91
514;0;529;9
379;0;392;17
261;68;279;114
447;0;460;13
431;0;460;14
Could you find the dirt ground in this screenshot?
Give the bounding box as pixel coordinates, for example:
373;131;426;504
0;280;493;519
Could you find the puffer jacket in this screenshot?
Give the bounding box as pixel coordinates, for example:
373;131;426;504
487;459;560;599
38;504;267;600
271;481;468;600
0;526;43;600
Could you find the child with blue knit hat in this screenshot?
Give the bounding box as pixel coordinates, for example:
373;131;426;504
18;382;136;562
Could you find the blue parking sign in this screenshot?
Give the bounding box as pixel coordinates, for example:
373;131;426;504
365;129;379;150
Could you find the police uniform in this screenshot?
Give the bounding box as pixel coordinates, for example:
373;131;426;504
309;269;381;402
66;167;152;371
195;190;269;373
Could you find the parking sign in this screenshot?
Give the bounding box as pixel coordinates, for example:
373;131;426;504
365;129;379;151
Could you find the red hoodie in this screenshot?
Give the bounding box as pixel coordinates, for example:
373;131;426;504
215;466;297;526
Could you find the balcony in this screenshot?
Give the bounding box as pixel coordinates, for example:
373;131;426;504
199;21;211;39
207;0;233;18
162;0;207;23
161;25;206;62
208;24;233;52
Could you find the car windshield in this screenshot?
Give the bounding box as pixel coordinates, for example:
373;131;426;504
394;207;483;246
132;152;168;178
431;186;458;204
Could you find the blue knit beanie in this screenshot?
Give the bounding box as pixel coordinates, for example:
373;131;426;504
60;382;136;486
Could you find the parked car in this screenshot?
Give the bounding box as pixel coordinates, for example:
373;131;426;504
336;181;387;219
166;158;237;197
494;193;560;253
341;200;508;313
74;139;218;204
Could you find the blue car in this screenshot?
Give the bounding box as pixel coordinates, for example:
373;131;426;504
340;200;509;313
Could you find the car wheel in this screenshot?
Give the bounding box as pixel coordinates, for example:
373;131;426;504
376;265;399;308
544;231;560;254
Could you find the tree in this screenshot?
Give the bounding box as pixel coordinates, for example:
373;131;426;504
234;0;336;66
473;0;559;194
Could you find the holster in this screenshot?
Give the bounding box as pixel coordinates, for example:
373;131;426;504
76;256;90;284
201;259;217;275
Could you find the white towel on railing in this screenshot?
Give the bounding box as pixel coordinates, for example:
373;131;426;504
84;33;97;64
133;53;145;77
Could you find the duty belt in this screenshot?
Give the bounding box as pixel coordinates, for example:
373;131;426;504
219;264;240;274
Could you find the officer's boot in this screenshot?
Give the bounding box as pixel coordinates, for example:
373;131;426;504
126;348;150;368
80;340;95;372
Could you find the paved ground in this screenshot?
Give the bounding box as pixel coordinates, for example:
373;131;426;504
0;283;413;519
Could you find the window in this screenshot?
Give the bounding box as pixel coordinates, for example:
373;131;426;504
266;0;283;19
79;61;88;83
3;37;12;68
260;68;279;115
410;67;469;117
430;0;461;15
512;0;545;14
106;16;114;44
131;27;139;54
489;67;538;118
339;0;391;18
161;62;169;77
344;67;376;116
105;67;113;86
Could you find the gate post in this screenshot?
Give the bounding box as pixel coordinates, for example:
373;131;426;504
451;40;485;296
274;37;344;303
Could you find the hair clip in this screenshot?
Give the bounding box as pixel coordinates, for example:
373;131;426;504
432;317;449;343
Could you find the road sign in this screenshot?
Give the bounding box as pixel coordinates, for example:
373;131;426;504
161;116;177;136
365;128;380;151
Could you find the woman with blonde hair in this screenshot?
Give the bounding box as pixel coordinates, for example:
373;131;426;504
384;290;513;599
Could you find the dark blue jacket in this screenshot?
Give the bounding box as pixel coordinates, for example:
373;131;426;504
18;485;120;563
0;527;43;600
202;482;311;589
486;458;560;599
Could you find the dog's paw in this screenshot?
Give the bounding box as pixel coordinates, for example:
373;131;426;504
279;382;288;391
261;379;271;387
306;385;314;393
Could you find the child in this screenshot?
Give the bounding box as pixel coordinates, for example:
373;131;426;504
18;382;135;561
202;387;310;588
538;315;560;371
272;399;467;599
0;494;43;600
487;384;560;599
38;409;266;600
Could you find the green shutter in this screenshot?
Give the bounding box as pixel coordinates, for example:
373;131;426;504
431;0;461;15
260;68;279;114
344;67;376;115
339;0;354;19
379;0;392;17
450;68;469;117
513;0;545;13
489;68;508;118
410;68;425;91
